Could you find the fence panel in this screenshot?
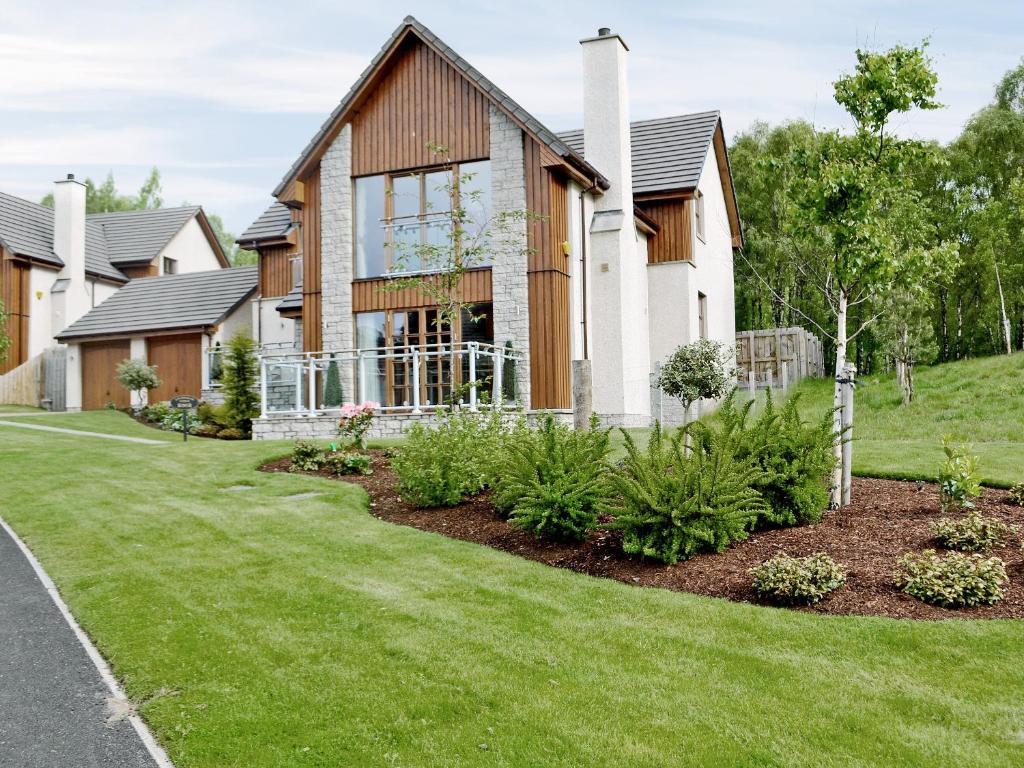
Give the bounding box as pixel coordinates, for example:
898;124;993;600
735;327;824;389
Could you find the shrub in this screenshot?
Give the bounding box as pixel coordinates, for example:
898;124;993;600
323;355;343;408
1009;482;1024;506
325;452;372;476
160;411;199;434
141;402;171;423
655;338;734;415
718;391;835;527
938;436;982;512
291;440;326;472
197;402;233;430
895;550;1007;607
933;511;1017;552
217;427;245;440
493;414;611;542
391;409;509;507
193;423;221;438
116;358;160;410
610;422;766;564
221;334;260;436
750;552;847;605
338;401;378;449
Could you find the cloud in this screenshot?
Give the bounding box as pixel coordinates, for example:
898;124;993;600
0;126;172;166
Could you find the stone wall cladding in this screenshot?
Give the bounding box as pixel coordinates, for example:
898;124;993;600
252;408;574;441
488;105;531;408
320;124;355;398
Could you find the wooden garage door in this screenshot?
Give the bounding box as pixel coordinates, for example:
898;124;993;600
0;256;30;375
81;340;131;410
147;334;202;403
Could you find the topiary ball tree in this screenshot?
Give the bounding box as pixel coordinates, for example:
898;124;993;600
116;358;161;411
656;338;734;421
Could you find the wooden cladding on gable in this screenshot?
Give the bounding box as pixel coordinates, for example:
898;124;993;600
120;263;159;280
352;268;491;313
0;253;30;374
301;165;322;353
351;38;490;177
524;138;572;410
260;245;297;299
641;199;694;264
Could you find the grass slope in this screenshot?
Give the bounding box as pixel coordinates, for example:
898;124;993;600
1;411;1023;767
787;353;1024;487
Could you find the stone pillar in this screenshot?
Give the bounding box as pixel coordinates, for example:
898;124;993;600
488;105;531;408
320;124;354;400
64;343;82;412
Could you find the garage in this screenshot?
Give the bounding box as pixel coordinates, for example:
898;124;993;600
147;333;202;402
81;339;131;410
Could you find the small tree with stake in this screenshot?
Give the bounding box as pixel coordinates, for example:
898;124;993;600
221;334;260;436
323;354;343;408
656;339;734;427
116;358;160;412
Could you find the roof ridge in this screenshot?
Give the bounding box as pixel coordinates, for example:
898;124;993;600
86;205;200;220
556;110;722;136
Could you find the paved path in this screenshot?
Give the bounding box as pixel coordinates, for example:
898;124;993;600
0;521;169;767
0;420;167;445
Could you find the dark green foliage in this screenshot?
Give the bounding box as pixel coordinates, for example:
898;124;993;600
221;335;260;436
718;391;836;527
323;356;343;408
291;440;326;472
391;409;508;507
493;414;611;542
197;402;233;430
611;423;766;564
141;402;171;423
325;452;372;476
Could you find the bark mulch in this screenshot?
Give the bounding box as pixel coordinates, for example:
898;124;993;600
260;451;1024;620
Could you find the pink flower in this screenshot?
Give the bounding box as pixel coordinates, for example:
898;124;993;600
361;401;380;412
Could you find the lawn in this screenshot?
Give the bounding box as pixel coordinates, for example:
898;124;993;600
1;411;1022;767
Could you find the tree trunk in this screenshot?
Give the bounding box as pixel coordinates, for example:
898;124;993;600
956;297;963;360
905;362;914;405
995;262;1012;355
831;292;848;507
939;288;949;362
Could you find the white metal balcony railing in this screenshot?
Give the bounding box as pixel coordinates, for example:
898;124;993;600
257;341;520;418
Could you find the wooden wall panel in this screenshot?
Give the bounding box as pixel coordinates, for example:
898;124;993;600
641;199;693;264
301;165;322;352
352;268;491;312
259;245;295;298
0;253;30;374
120;262;159;280
524;138;571;409
147;334;202;403
351;39;490;176
81;339;131;410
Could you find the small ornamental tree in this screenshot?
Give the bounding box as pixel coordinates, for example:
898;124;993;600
0;300;10;365
323;355;343;408
115;358;160;411
221;334;260;436
656;338;734;423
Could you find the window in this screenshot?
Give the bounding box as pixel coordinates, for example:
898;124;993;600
353;160;492;278
694;191;705;242
354;304;493;407
289;255;303;288
698;292;708;339
162;257;178;275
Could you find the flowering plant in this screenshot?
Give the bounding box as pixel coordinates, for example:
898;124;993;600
338;401;378;449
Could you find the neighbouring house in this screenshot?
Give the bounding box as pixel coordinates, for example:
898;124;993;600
0;175;230;407
54;266;257;410
242;16;742;439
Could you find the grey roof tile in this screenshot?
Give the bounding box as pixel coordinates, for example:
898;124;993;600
272;15;607;198
87;207;199;265
557;111;721;195
55;266;258;340
237;202;293;245
275;281;303;312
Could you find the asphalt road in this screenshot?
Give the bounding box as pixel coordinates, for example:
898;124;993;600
0;524;159;767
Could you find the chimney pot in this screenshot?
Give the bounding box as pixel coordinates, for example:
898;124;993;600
66;173;75;180
598;27;611;36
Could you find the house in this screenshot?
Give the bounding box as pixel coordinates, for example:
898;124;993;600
0;175;231;407
54;266;257;410
242;17;742;439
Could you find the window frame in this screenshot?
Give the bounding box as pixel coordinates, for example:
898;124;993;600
162;256;178;275
697;291;708;339
694;190;705;243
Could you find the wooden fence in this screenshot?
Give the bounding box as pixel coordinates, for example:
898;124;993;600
735;327;825;389
0;347;66;408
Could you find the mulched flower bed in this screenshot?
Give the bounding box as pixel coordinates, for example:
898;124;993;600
260;451;1024;620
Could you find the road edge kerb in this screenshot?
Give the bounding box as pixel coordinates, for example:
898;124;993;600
0;516;176;768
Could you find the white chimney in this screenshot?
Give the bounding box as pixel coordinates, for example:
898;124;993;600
578;27;651;426
51;173;92;334
581;27;633;214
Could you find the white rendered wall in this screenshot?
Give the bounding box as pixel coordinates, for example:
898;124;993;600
253;299;296;349
691;143;737;351
158;217;223;274
213;298;254;344
64;342;82;412
90;279;119;307
28;266;56;358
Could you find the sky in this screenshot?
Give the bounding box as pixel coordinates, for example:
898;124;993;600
1;0;1021;236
